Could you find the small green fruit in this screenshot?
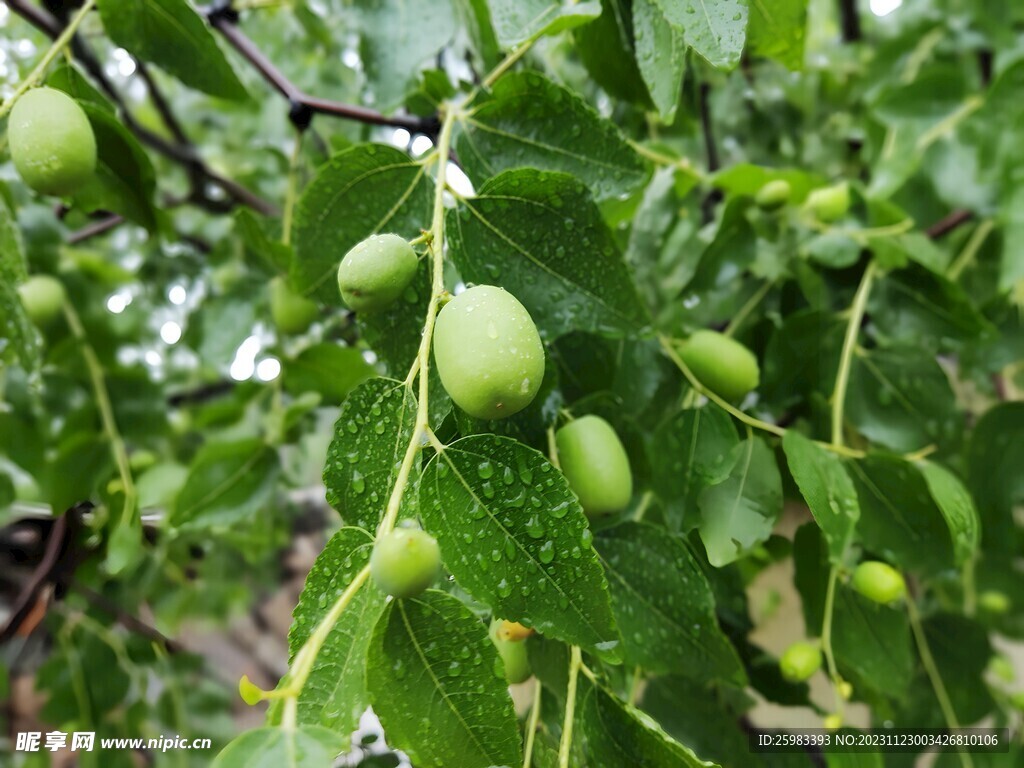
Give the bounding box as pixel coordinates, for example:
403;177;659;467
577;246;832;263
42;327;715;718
433;285;544;420
18;274;66;327
755;179;791;211
805;182;850;223
370;527;441;599
851;561;905;604
8;87;97;196
489;619;532;684
337;233;419;313
677;330;760;401
979;590;1011;615
269;276;319;334
556;415;633;517
779;641;822;683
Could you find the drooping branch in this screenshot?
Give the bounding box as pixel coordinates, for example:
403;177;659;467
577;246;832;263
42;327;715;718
204;3;440;135
925;209;973;239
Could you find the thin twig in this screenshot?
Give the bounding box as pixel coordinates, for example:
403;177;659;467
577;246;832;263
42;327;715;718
926;209;973;239
70;581;181;653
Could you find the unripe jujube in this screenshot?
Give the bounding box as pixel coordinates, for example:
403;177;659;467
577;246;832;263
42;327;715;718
8;87;97;196
18;274;66;327
556;415;633;517
677;330;760;401
337;233;418;313
489;619;531;684
851;560;905;604
779;641;822;683
433;285;544;420
755;179;791;211
804;182;850;223
269;276;319;334
370;527;441;599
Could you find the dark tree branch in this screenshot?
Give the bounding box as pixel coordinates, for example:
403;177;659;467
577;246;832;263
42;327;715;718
925;209;973;239
167;380;236;407
838;0;861;42
699;83;723;223
67;213;125;243
70;581;182;653
205;5;440;135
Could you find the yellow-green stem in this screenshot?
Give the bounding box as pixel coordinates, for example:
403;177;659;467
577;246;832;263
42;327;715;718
0;0;96;121
724;280;773;338
947;220;993;281
281;131;304;247
831;260;877;448
906;595;974;768
558;645;582;768
63;301;138;543
377;107;458;539
820;565;844;718
281;563;371;728
482;36;538;89
628;140;705;182
522;677;543;768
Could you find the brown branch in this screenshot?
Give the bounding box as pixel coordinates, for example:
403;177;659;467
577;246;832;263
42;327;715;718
206;3;440;135
70;581;182;653
67;213;125;244
925;209;972;239
838;0;861;42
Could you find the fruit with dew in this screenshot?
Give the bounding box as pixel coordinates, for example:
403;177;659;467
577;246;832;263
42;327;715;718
433;285;544;420
851;561;906;604
779;641;822;683
556;415;633;517
804;182;850;223
337;233;419;313
677;330;760;401
18;275;66;327
370;527;441;599
8;87;97;196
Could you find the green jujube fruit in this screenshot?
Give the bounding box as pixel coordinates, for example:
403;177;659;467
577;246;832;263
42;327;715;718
370;528;441;599
18;275;66;327
555;415;633;517
851;561;905;604
779;641;822;683
337;233;418;313
755;179;791;211
489;620;531;684
269;276;319;334
677;330;760;401
804;182;850;223
433;285;544;420
8;87;97;196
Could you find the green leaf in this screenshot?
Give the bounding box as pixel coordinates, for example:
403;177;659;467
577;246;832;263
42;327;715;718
46;63;113;112
579;680;718;767
96;0;247;101
171;439;280;528
649;405;740;531
366;590;522;768
47;434;113;513
917;461;980;567
487;0;602;46
447;168;650;339
420;434;620;657
284;528;385;742
457;72;646;201
633;0;687;121
0;195;39;373
211;726;344;768
782;431;859;565
573;0;651;109
71;103;158;231
595;522;745;683
657;0;748;70
282;344;374;405
747;0;807;70
355;0;457;110
323;379;418;530
292;144;433;302
967;402;1024;552
848;455;954;575
698;437;783;567
833;584;913;699
235;209;291;274
846;346;960;454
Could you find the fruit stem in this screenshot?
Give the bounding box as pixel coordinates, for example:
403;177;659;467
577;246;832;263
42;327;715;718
830;259;877;448
628;140;705;183
723;279;773;338
947;219;994;281
281;130;304;247
0;0;96;121
63;300;138;570
819;565;845;720
522;677;543;768
546;426;562;470
557;645;582;768
280;562;371;729
377;105;459;539
482;36;539;89
906;593;974;768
